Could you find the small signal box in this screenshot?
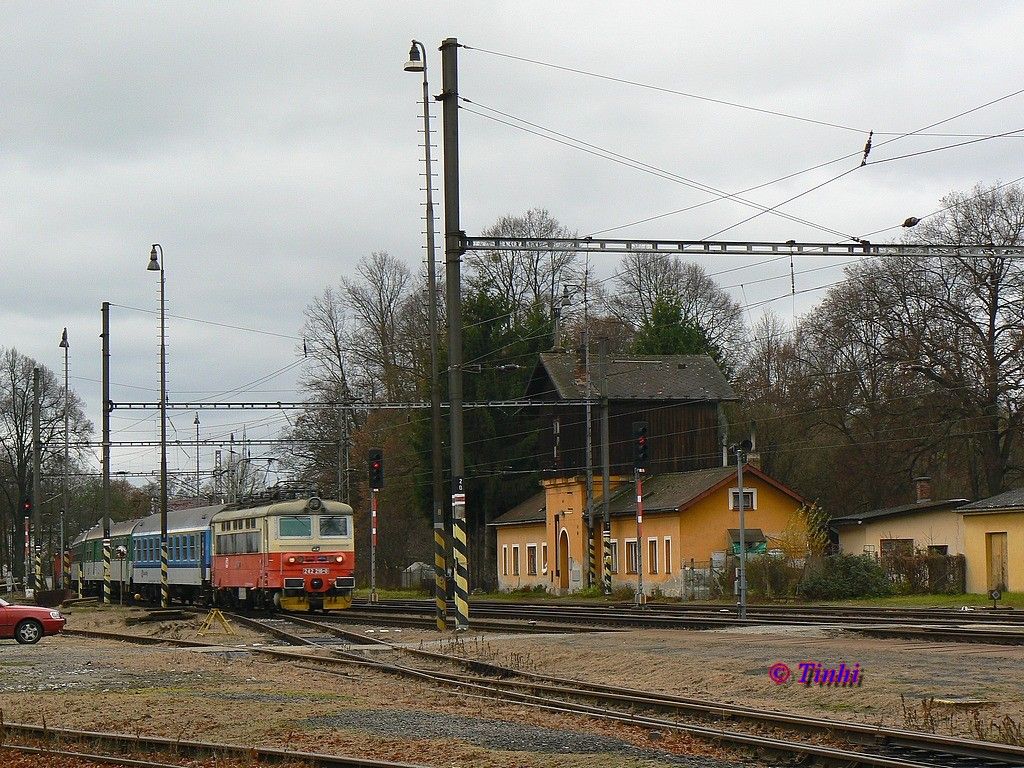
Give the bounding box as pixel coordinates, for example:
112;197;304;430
368;448;384;489
632;421;649;469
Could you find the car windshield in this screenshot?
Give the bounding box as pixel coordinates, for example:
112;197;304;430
0;598;8;607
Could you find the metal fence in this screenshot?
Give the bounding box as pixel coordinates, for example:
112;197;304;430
679;559;728;600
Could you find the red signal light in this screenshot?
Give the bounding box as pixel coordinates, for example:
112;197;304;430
368;449;384;489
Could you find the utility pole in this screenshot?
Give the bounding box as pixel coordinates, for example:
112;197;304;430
735;441;751;619
598;338;612;595
194;412;201;501
342;405;350;501
440;36;468;632
32;368;42;594
583;288;595;589
59;328;70;590
101;302;112;604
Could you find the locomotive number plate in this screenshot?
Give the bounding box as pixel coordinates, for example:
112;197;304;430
302;567;329;574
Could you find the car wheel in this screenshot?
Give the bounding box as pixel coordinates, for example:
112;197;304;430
14;619;43;645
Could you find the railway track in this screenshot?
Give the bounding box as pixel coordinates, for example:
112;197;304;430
56;617;1024;766
236;613;1024;767
0;722;424;768
349;598;1024;644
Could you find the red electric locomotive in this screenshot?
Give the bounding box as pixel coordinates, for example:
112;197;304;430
210;492;355;612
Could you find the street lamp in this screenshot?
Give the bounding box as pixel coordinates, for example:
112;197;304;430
147;243;169;608
58;328;69;590
405;39;447;633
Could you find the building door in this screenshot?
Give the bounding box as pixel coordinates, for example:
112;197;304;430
986;532;1008;591
558;530;570;591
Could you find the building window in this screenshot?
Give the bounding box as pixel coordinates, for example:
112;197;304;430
541;543;548;574
927;545;948;556
880;538;914;557
512;545;520;576
608;541;619;574
664;537;673;574
502;545;508;576
647;538;658;574
527;544;538;576
625;539;639;574
729;489;757;510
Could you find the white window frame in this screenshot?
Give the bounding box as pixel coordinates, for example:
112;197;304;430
502;545;509;576
664;537;673;574
625;538;639;575
647;537;659;575
729;488;757;511
541;543;548;574
512;544;520;576
526;543;538;576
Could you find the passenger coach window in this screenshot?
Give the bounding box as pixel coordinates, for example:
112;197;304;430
319;516;349;537
279;516;312;537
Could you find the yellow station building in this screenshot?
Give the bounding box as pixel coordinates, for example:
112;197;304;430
492;464;807;595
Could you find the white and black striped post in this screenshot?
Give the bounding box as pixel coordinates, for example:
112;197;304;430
452;477;469;631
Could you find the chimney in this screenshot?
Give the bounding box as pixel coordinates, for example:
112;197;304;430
913;476;932;504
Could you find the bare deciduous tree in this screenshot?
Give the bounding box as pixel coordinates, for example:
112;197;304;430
608;254;746;369
469;208;579;328
0;348;92;576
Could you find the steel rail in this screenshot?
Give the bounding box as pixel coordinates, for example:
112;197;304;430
0;743;185;768
57;619;1024;767
0;723;425;768
281;614;1024;767
280;645;987;768
349;599;1024;644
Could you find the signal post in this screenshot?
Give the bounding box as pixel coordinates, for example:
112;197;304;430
368;449;383;604
633;421;648;606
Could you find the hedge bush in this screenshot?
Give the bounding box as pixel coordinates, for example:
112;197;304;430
799;554;892;599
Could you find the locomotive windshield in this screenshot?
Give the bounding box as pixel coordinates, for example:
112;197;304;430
279;516;312;537
319;516;350;537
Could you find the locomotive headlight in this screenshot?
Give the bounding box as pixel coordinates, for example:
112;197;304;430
335;555;344;563
287;556;296;564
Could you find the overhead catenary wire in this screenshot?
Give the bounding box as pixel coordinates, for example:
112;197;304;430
704;89;1024;239
460;98;856;241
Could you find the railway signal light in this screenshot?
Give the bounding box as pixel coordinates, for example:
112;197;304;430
368;448;384;489
632;421;649;469
21;499;32;518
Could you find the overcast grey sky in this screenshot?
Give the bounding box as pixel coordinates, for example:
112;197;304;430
3;2;1022;481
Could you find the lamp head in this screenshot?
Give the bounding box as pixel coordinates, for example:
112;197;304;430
148;245;161;271
59;327;69;349
404;42;424;72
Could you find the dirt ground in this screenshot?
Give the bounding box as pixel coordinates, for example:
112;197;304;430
0;605;756;768
447;623;1024;743
4;605;1023;767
